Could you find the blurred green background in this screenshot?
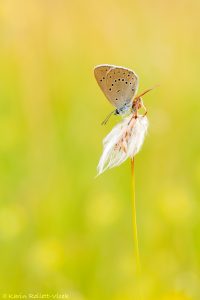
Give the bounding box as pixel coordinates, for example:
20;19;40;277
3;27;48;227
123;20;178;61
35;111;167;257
0;0;199;299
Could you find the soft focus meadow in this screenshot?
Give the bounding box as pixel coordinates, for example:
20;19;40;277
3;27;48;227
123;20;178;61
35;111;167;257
0;0;199;299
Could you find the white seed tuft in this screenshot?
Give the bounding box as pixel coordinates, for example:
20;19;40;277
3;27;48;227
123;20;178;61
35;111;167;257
97;114;148;175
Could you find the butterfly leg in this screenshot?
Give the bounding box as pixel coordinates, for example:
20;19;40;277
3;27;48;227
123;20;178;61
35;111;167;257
141;103;147;117
101;109;116;125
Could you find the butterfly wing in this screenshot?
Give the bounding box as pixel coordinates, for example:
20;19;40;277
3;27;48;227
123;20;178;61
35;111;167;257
94;65;139;109
94;64;113;103
105;67;139;109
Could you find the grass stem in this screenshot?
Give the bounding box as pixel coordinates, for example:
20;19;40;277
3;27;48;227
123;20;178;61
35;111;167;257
131;158;142;299
131;158;141;273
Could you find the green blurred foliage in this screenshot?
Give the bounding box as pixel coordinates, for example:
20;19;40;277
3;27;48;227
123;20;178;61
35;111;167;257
0;0;199;299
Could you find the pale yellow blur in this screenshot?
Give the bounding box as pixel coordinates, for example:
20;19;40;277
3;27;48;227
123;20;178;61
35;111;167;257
0;0;199;299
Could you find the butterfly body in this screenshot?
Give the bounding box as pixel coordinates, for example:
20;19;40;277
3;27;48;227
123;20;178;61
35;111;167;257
115;102;132;115
94;64;153;124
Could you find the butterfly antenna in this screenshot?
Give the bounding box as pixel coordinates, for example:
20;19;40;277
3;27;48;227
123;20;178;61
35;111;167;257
101;110;115;125
136;84;160;98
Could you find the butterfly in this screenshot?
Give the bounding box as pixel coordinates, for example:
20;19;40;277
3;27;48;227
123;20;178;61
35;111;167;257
94;64;155;124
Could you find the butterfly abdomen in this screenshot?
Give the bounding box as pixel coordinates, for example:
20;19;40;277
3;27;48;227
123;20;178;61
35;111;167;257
115;102;132;116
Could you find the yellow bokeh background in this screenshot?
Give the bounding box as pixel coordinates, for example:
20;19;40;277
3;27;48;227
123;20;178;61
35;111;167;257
0;0;199;299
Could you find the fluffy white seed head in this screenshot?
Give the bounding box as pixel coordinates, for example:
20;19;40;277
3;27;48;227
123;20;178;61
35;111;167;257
97;114;148;175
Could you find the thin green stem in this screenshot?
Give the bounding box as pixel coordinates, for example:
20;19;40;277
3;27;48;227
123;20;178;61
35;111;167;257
131;158;141;272
131;158;142;299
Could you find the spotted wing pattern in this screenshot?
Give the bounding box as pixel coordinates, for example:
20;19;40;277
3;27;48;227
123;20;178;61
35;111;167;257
94;64;113;103
94;64;139;109
106;67;138;109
